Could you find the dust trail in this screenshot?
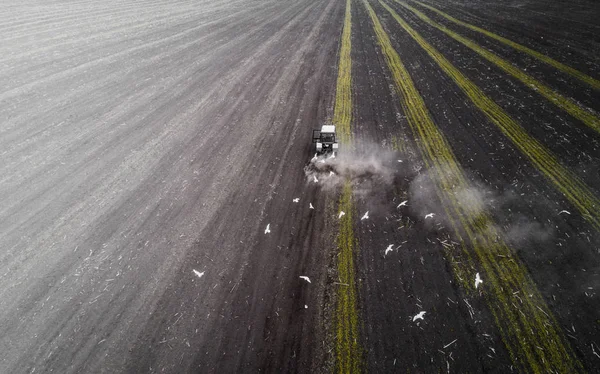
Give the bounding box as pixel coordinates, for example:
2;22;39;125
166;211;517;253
304;141;401;197
306;141;554;248
408;166;554;246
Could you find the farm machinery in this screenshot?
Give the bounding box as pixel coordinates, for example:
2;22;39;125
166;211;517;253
312;125;338;155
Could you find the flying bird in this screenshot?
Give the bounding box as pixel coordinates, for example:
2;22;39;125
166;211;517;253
425;213;435;219
361;211;369;220
397;200;408;208
475;273;483;289
193;269;204;279
412;311;426;322
264;224;271;234
559;210;571;215
293;198;300;203
313;175;319;183
338;211;345;219
311;153;318;162
329;171;335;176
309;203;314;209
299;276;311;283
384;244;395;256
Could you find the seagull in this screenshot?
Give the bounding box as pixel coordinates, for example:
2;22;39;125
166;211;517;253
293;198;300;203
299;276;311;283
412;311;426;322
425;213;435;219
475;272;483;289
193;269;204;279
264;224;271;234
397;160;403;163
311;153;318;162
329;171;335;176
361;211;369;220
313;175;319;183
338;211;346;219
559;210;571;215
397;200;408;208
384;244;395;256
309;203;314;209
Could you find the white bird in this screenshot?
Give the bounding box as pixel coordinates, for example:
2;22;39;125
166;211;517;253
193;269;204;279
361;211;369;220
559;210;571;215
313;175;319;183
293;198;300;203
329;171;335;176
264;224;271;234
311;153;318;162
397;159;403;163
338;211;345;219
305;305;308;309
475;272;483;289
299;276;311;283
425;213;435;219
412;311;426;322
309;203;314;209
384;244;395;256
397;200;408;208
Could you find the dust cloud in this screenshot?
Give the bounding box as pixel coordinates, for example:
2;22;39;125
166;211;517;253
305;143;554;246
407;166;554;246
304;142;400;197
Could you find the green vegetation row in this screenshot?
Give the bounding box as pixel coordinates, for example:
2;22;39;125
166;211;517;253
401;2;600;135
391;0;600;230
333;0;361;372
414;0;600;90
366;0;584;371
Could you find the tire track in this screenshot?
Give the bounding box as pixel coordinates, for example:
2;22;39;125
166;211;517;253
0;0;285;144
0;7;214;64
0;0;319;268
0;3;275;98
0;1;300;203
0;0;334;371
0;0;242;51
0;0;178;35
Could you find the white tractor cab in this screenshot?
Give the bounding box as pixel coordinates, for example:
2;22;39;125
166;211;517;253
312;125;339;155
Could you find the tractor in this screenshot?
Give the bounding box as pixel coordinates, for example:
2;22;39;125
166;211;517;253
312;125;339;155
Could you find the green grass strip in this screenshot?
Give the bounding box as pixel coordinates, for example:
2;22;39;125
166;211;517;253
388;0;600;230
413;1;600;91
336;184;361;374
333;0;361;372
367;0;584;371
401;2;600;134
334;0;354;145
